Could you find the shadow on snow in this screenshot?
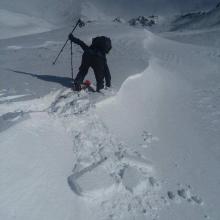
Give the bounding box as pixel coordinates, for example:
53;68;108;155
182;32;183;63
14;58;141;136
8;69;73;88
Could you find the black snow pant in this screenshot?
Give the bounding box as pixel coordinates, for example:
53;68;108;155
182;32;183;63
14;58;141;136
74;51;111;91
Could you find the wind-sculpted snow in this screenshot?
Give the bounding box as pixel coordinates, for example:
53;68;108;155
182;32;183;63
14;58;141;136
96;29;220;219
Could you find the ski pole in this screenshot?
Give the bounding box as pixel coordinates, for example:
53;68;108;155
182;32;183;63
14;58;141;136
52;19;81;65
70;41;74;81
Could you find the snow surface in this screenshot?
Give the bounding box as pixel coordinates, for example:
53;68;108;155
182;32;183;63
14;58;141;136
0;9;55;40
0;1;220;220
0;0;81;25
97;32;220;219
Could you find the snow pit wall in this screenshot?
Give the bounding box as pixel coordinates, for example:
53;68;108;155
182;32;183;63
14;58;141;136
96;59;165;143
96;58;191;145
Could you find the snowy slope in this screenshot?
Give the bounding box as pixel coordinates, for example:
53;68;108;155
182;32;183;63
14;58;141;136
1;22;220;219
0;22;149;98
0;9;55;40
1;1;220;220
0;20;154;220
0;111;85;220
0;0;81;39
171;2;220;31
0;0;81;25
97;30;220;220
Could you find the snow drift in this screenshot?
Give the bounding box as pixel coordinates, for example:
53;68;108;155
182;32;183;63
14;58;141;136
96;29;220;219
96;59;191;144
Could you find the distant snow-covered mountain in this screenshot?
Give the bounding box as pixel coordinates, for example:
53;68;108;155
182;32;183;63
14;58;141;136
81;0;219;18
171;2;220;30
0;0;219;28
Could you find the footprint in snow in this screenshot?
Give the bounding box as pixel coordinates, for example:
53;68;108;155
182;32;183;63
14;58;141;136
140;130;159;148
167;186;203;205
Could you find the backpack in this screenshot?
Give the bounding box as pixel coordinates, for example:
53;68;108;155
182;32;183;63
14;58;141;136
91;36;112;54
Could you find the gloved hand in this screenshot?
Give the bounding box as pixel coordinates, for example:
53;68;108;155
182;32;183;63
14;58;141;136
68;33;74;42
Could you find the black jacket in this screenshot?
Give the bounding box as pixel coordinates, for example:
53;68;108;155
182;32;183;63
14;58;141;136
69;35;111;90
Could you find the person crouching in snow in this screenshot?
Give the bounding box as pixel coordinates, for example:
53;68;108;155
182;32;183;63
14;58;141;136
68;34;112;92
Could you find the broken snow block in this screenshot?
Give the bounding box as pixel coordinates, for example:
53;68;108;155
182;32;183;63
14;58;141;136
122;166;144;191
76;166;114;193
